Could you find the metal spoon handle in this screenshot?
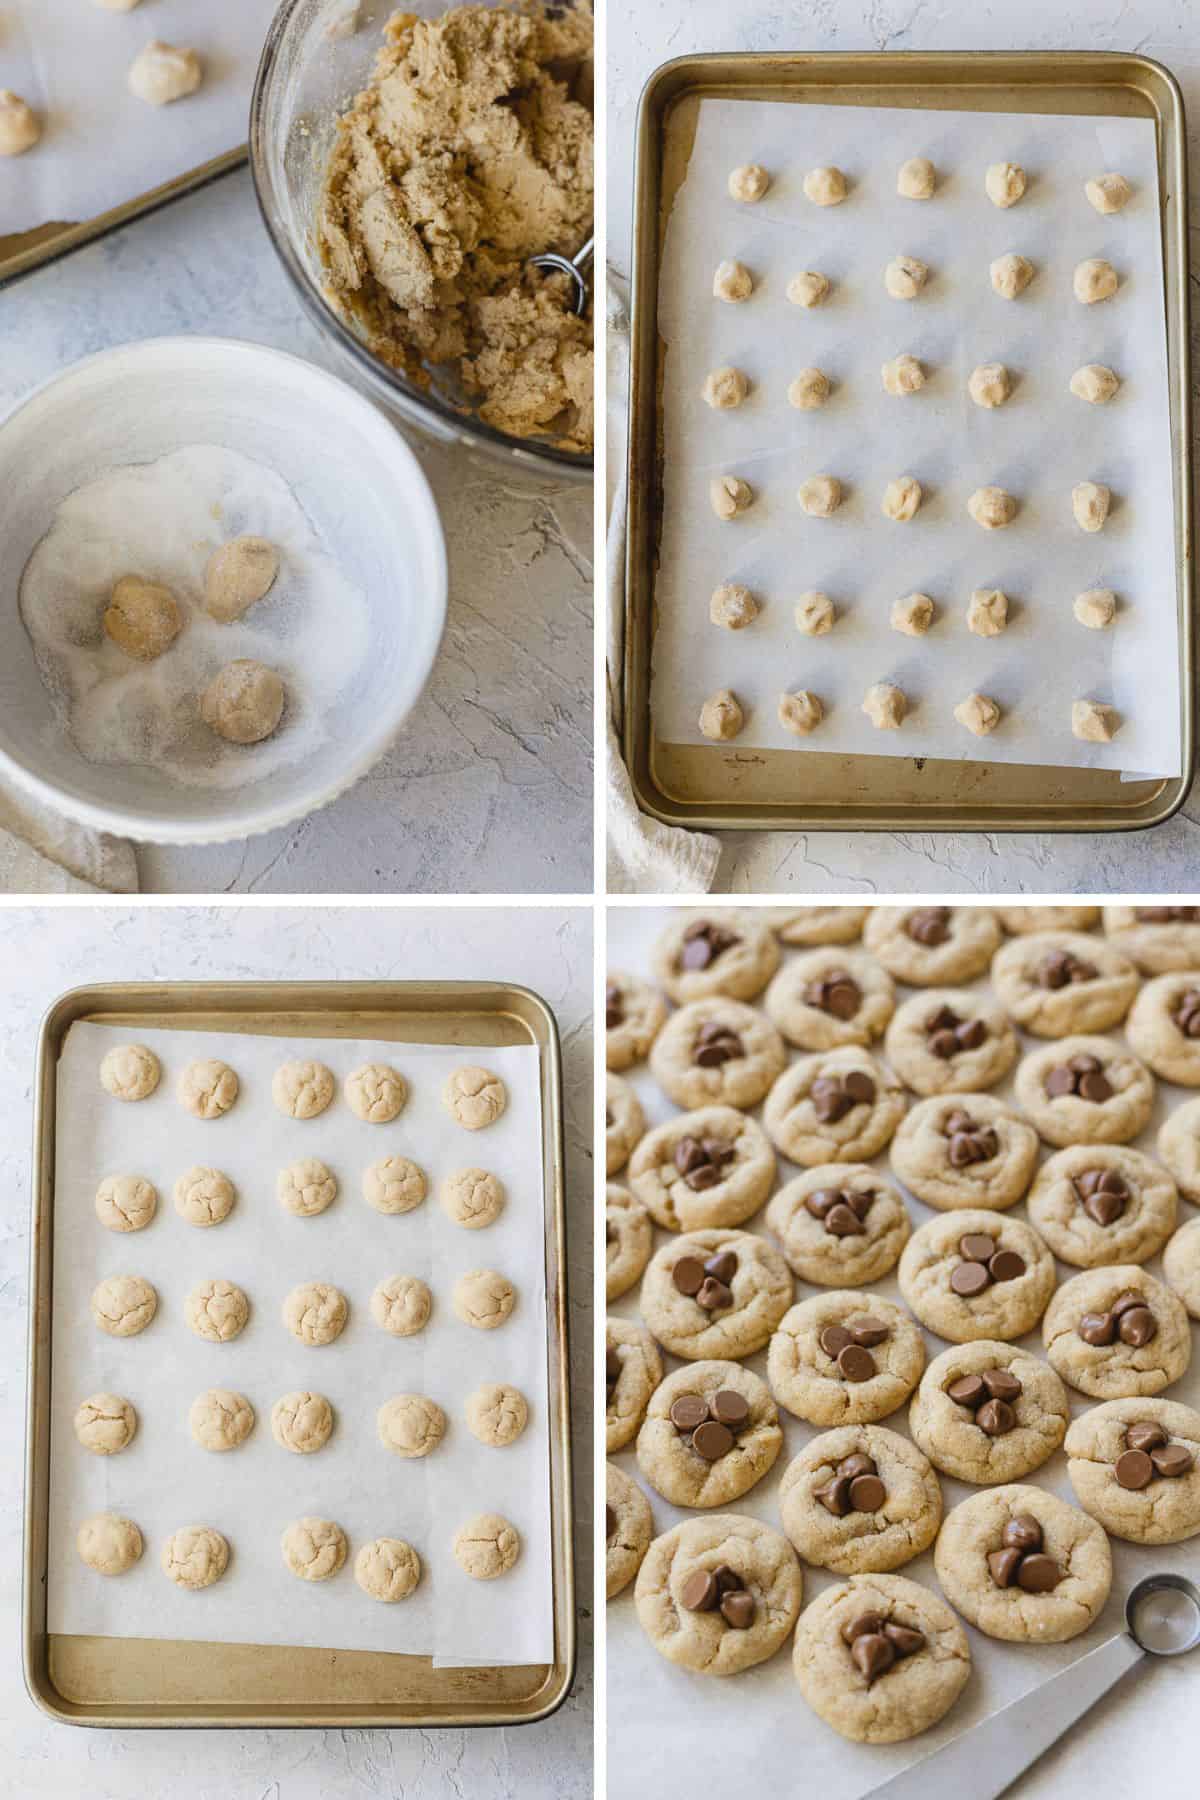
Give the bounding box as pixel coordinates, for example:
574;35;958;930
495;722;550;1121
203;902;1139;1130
863;1630;1145;1800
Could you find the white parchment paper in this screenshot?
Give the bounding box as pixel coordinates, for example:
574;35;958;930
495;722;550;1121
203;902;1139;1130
653;101;1181;777
47;1019;553;1666
607;906;1198;1800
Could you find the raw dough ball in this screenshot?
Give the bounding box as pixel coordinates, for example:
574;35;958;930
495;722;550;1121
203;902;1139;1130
898;156;935;199
891;592;934;636
787;271;831;308
453;1269;516;1330
969;362;1012;408
710;475;753;519
370;1274;433;1336
77;1513;142;1575
283;1281;347;1345
1071;364;1120;404
355;1538;422;1601
0;91;40;156
204;537;280;622
74;1394;137;1456
968;486;1017;530
278;1157;337;1217
954;693;1002;737
95;1174;157;1233
713;259;754;302
1075;258;1119;304
788;367;831;410
702;367;749;410
1073;481;1111;532
466;1382;530;1446
795;591;835;635
439;1167;506;1229
991;253;1034;299
881;476;922;522
710;583;759;630
443;1065;507;1130
862;683;907;731
884;255;928;299
189;1388;255;1452
799;475;843;517
282;1518;347;1582
363;1155;427;1215
700;690;743;740
1074;588;1117;630
174;1166;236;1227
272;1059;335;1119
967;587;1008;637
186;1278;248;1343
161;1526;228;1589
177;1058;239;1120
453;1513;521;1579
778;690;823;736
272;1390;334;1454
986;162;1026;208
377;1393;446;1458
345;1061;407;1123
1086;172;1131;214
804;166;847;206
91;1274;157;1337
128;41;203;106
1073;700;1120;743
728;163;769;202
104;576;181;661
201;659;285;744
100;1043;160;1102
882;354;924;396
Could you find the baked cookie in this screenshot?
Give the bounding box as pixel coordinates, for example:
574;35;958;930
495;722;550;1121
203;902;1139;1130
635;1513;803;1676
765;1164;911;1286
883;988;1017;1096
628;1105;775;1231
773;907;869;945
94;1175;157;1233
763;1047;906;1166
651;912;780;1005
99;1043;160;1102
607;1462;653;1598
639;1228;792;1361
862;906;1001;986
606;1184;653;1302
636;1359;782;1507
793;1573;971;1744
999;906;1100;934
763;948;896;1051
889;1093;1038;1211
1043;1265;1191;1397
649;997;786;1110
606;972;668;1071
767;1292;925;1425
1026;1144;1177;1268
606;1072;644;1175
1127;972;1200;1084
1065;1397;1200;1543
991;931;1138;1037
779;1424;941;1573
1014;1035;1155;1146
1163;1216;1200;1318
934;1485;1111;1642
1158;1097;1200;1202
606;1317;663;1452
1103;904;1200;973
909;1340;1069;1483
898;1211;1056;1343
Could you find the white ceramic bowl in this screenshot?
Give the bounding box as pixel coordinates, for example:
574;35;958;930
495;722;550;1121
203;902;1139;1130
0;336;446;843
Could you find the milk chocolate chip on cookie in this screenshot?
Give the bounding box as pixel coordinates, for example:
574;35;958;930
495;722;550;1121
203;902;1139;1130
863;905;1001;985
763;948;896;1051
909;1341;1069;1483
635;1360;782;1508
1043;1266;1191;1398
779;1424;942;1573
1014;1034;1155;1146
764;1047;906;1165
768;1291;925;1426
635;1513;803;1676
934;1485;1111;1642
1026;1145;1177;1268
649;998;787;1110
898;1211;1056;1343
991;931;1137;1036
1065;1398;1200;1543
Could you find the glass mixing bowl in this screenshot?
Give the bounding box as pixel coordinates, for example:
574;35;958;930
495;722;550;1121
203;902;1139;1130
250;0;593;485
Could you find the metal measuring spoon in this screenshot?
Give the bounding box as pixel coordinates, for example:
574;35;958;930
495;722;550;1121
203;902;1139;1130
864;1572;1200;1800
526;233;594;315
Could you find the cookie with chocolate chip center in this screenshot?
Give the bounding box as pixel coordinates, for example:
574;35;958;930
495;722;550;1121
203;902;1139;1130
1026;1144;1177;1268
765;1163;911;1286
767;1291;925;1425
648;996;786;1110
909;1340;1069;1483
763;947;896;1052
884;987;1017;1096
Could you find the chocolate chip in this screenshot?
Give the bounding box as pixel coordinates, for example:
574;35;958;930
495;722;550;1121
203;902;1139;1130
692;1420;734;1461
1045;1066;1078;1098
842;1611;886;1643
929;1028;961;1060
842;1070;877;1105
960;1233;997;1263
838;1344;877;1383
987;1547;1023;1588
906;906;951;946
1038;950;1097;989
848;1474;886;1512
1151;1443;1195;1478
695;1026;744;1067
950;1261;990;1298
812;1080;853;1124
825;1202;866;1237
695;1276;733;1312
927;1004;959;1032
846;1189;875;1220
837;1453;877;1481
606;1505;617;1539
1078;1310;1117;1345
670;1394;710;1432
1126;1421;1168;1453
605;981;624;1028
680;1569;719;1611
1070;1053;1102;1074
704;1250;738;1285
977;1398;1016;1436
710;1389;750;1427
944;1108;973;1135
820;1325;854;1359
989;1250;1026;1283
1017;1554;1062;1593
1115;1448;1154;1490
1174;990;1200;1038
816;1475;853;1516
712;1564;741;1595
672;1256;705;1297
982;1368;1023;1403
884;1622;926;1657
956;1017;987;1051
1137;906;1200;922
851;1632;895;1680
947;1374;987;1407
805;972;862;1020
1079;1070;1114;1103
1117;1305;1157;1346
606;1348;622;1398
806;1187;845;1220
720;1589;756;1629
849;1318;889;1347
1082;1187;1127;1227
1003;1514;1043;1552
680;921;739;971
1110;1291;1144;1318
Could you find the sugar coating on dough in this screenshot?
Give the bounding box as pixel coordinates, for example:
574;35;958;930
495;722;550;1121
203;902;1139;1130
283;1280;347;1345
969;362;1011;408
278;1157;338;1217
804;166;846;206
795;591;835;636
345;1061;407;1122
186;1278;249;1343
702;366;749;409
454;1513;521;1579
778;690;823;735
884;255;928;299
1071;364;1120;404
788;366;831;410
787;270;831;307
128;41;203;106
100;1043;161;1102
891;592;933;636
710;583;759;630
282;1517;347;1581
78;1513;142;1575
189;1388;255;1452
862;682;907;730
985;162;1026;207
968;486;1017;530
1073;700;1120;742
443;1065;507;1130
1074;258;1118;304
967;587;1008;637
699;689;744;740
1086;172;1131;213
363;1154;427;1214
175;1165;236;1227
990;253;1034;299
1074;588;1117;629
881;476;921;521
355;1537;422;1601
954;693;1001;737
439;1167;506;1228
799;475;843;517
710;474;753;519
370;1271;431;1334
104;576;182;660
177;1057;239;1120
1072;482;1111;532
95;1174;157;1233
728;163;769;202
897;156;935;199
466;1382;529;1446
272;1059;335;1119
201;659;285;744
882;354;924;396
453;1268;516;1329
74;1393;137;1456
377;1393;446;1457
713;258;753;302
204;536;279;622
271;1390;334;1454
91;1274;157;1337
0;90;40;156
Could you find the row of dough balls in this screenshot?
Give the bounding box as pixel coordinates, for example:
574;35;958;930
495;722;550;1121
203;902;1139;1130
713;252;1120;306
75;1511;521;1591
710;583;1120;638
713;468;1117;533
727;157;1132;214
89;1268;518;1341
719;357;1121;412
94;1160;508;1230
98;1043;509;1130
699;686;1120;745
1;34;205;156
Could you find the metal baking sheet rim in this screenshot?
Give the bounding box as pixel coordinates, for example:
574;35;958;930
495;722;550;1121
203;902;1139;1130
623;50;1195;834
22;980;575;1729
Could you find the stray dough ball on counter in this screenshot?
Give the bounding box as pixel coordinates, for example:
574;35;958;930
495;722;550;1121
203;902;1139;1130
103;576;182;661
881;354;924;396
698;688;744;741
954;692;1002;736
702;366;749;410
355;1538;422;1601
891;592;934;636
787;271;831;308
0;91;40;156
898;156;936;199
967;485;1017;530
710;474;753;519
1073;587;1117;629
1074;258;1119;304
710;583;759;630
803;165;847;206
204;536;280;622
1070;363;1120;404
201;659;285;744
968;362;1012;408
798;474;843;518
778;690;824;735
1086;172;1131;213
795;590;835;636
1072;480;1111;532
788;367;830;409
990;252;1034;298
713;258;754;302
966;586;1008;637
1072;699;1121;742
985;161;1026;207
862;682;907;730
128;41;203;106
884;254;929;299
453;1513;521;1580
881;475;922;521
728;163;769;202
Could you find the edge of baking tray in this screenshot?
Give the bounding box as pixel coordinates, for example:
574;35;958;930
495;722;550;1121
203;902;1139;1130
22;981;575;1730
622;49;1195;835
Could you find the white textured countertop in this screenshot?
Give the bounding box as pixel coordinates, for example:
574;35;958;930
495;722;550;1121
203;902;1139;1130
0;168;593;896
0;904;592;1798
609;0;1200;896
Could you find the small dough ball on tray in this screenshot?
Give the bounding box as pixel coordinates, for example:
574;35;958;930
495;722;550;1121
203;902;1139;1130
713;258;754;302
804;166;847;206
898;156;936;198
969;363;1011;408
985;161;1026;208
728;163;769;202
702;367;749;410
699;690;744;741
